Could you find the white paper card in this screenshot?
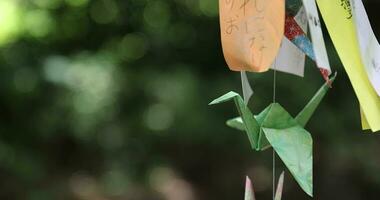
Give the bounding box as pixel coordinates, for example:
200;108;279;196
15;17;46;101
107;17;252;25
351;0;380;96
302;0;331;74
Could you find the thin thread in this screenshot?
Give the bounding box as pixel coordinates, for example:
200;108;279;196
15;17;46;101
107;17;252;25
273;149;276;199
272;62;277;200
273;67;277;103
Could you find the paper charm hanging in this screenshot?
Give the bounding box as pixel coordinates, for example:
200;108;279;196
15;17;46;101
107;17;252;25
350;0;380;96
317;0;380;132
273;0;331;81
271;6;308;77
301;0;331;78
210;73;337;196
245;172;285;200
219;0;285;72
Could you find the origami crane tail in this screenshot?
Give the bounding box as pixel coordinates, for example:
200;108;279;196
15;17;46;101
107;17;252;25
244;176;256;200
295;72;337;127
274;171;285;200
209;92;260;150
244;172;285;200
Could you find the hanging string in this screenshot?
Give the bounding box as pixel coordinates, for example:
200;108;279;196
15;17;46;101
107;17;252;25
272;149;276;199
273;67;277;103
272;61;278;200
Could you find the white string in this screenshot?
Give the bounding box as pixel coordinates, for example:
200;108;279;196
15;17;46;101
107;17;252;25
272;148;276;199
273;68;277;103
272;62;277;200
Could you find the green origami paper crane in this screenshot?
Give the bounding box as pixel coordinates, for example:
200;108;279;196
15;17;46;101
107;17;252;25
210;73;336;197
245;172;285;200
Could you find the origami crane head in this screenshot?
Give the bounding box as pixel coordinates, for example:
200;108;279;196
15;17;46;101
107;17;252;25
209;73;336;197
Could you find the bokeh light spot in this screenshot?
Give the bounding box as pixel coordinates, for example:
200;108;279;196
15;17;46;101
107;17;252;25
90;0;119;24
0;0;23;46
13;68;38;93
168;23;196;48
32;0;63;9
61;9;89;39
97;127;124;150
65;0;89;7
43;56;70;84
119;33;149;61
102;167;129;196
198;0;218;17
144;103;174;132
25;9;56;38
149;166;195;200
143;1;171;29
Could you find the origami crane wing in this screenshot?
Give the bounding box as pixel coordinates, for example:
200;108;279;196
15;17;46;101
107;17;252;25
227;72;336;131
260;103;312;196
296;72;337;127
264;127;311;196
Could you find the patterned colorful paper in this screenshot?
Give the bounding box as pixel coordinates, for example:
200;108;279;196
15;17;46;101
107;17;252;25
284;14;330;81
271;6;308;77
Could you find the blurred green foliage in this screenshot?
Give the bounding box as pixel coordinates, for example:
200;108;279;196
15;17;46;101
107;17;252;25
0;0;380;199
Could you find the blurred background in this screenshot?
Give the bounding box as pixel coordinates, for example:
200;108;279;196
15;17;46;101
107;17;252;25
0;0;379;199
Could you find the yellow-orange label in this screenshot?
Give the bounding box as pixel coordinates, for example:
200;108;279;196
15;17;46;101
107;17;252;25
219;0;285;72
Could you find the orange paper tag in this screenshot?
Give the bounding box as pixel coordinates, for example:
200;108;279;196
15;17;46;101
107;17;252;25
219;0;285;72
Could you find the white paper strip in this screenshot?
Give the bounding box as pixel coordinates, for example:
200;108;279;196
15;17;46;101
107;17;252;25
241;71;254;104
302;0;331;74
351;0;380;96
